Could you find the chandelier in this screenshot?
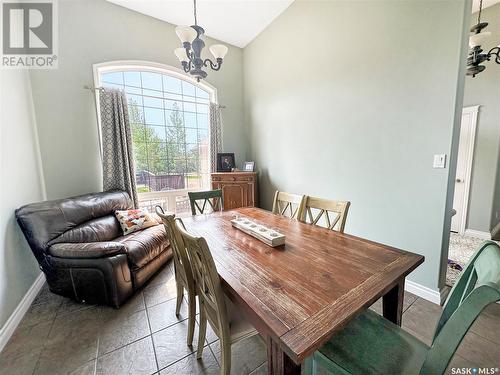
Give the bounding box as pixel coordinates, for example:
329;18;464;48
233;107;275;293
467;0;500;77
174;0;228;82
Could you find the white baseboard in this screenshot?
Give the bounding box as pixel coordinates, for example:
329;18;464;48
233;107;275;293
464;229;491;240
0;273;45;352
405;279;443;305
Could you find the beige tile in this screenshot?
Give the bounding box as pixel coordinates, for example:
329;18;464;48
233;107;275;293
18;299;59;329
35;307;102;375
144;278;178;308
457;331;500;368
68;360;96;375
470;303;500;345
153;319;201;369
195;316;219;345
0;320;52;375
148;298;189;333
56;297;95;317
98;308;150;355
210;335;266;375
402;298;442;345
147;263;175;288
97;336;157;375
159;350;219;375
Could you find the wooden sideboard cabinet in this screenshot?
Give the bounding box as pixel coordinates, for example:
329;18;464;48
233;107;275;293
211;172;258;210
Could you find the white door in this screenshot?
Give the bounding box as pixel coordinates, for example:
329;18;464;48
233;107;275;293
451;106;479;233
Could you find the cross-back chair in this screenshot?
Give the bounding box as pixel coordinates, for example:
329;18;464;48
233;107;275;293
155;206;196;346
175;220;258;375
305;241;500;375
299;196;351;233
188;190;223;215
272;190;306;219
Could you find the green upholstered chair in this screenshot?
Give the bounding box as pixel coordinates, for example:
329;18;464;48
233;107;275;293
155;207;197;346
305;241;500;375
188;190;223;215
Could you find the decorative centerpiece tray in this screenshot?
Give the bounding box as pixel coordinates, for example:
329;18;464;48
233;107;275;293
231;217;285;247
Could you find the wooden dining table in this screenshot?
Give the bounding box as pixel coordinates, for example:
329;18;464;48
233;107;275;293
181;207;424;375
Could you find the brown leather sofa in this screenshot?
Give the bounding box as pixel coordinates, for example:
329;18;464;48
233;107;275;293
15;190;172;308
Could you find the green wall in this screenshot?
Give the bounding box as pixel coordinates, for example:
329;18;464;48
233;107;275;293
243;0;470;292
463;3;500;233
29;0;246;200
0;70;45;330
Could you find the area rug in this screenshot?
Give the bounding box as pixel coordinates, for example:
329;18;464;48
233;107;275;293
446;233;497;286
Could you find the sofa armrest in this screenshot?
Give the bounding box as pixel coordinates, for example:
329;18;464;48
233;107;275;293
48;241;127;259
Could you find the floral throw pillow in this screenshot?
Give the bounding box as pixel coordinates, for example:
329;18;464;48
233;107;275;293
115;209;158;235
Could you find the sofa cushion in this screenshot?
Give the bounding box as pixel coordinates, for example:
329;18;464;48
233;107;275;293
117;225;170;270
115;209;158;235
49;215;122;245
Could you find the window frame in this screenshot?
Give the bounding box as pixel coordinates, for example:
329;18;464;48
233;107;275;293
93;60;217;206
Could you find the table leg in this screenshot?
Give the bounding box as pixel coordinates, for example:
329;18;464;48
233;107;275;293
267;336;301;375
382;278;404;326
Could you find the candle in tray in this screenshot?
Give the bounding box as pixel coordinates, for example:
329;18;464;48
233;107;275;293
231;216;285;247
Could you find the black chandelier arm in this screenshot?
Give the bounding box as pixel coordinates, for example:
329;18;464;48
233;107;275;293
203;58;223;71
487;46;500;63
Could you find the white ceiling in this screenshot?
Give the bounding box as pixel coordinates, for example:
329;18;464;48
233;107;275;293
472;0;500;12
106;0;294;48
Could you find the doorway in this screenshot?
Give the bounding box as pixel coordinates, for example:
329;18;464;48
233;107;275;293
451;105;479;234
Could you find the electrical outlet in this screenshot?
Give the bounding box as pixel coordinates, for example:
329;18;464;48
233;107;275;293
433;154;447;169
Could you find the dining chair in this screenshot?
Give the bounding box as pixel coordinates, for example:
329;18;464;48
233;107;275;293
188;189;224;215
272;190;306;219
175;220;258;375
299;196;351;233
304;240;500;375
155;206;197;346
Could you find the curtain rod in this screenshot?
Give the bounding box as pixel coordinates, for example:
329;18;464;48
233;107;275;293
83;85;226;108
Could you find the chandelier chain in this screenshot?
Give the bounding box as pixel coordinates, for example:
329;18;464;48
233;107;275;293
193;0;198;26
478;0;483;25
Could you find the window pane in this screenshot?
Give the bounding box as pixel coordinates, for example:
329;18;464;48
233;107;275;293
186;128;197;143
163;75;182;94
197;114;208;129
141;72;162;91
101;72;123;85
127;94;143;106
196;87;209;99
164;99;183;111
143;95;163;109
128;105;144;123
197;129;208;142
196;103;209;114
166;109;184;127
183;101;196;113
102;82;123;90
124;71;141;87
144;108;165;126
184;112;197;128
124;86;141;95
182;81;196;97
164;92;183;101
148;125;167;141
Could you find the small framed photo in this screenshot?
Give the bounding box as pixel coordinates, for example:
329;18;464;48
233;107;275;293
217;153;235;172
244;161;255;172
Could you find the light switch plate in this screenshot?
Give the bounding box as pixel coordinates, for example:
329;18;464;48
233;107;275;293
433;154;447;169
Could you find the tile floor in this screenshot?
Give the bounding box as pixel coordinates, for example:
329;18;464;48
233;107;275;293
0;260;499;375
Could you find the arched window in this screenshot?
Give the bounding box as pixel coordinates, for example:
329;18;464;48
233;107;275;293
94;61;216;214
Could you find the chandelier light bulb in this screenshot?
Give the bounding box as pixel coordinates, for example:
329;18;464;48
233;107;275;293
209;44;228;60
175;25;197;44
174;47;189;63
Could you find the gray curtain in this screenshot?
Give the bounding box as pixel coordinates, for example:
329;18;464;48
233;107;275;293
99;89;139;207
209;103;223;172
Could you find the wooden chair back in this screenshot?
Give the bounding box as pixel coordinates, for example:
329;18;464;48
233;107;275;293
420;241;500;374
188;190;223;215
299;196;351;233
155;207;194;291
175;220;231;341
272;191;305;219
